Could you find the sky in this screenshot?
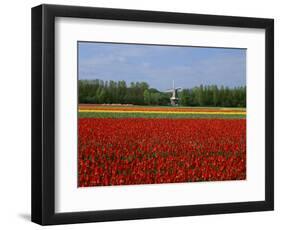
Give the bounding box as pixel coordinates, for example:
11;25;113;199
78;42;246;91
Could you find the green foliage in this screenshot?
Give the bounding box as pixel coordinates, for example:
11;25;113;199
79;80;246;107
179;85;246;107
79;112;246;119
79;79;170;106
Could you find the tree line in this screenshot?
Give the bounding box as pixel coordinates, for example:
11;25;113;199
79;79;246;107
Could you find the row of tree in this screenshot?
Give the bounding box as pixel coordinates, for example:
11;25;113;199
79;79;246;107
180;85;246;107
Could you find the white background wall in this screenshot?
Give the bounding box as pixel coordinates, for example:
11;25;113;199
0;0;279;229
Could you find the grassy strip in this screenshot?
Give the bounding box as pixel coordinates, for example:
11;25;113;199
79;112;246;119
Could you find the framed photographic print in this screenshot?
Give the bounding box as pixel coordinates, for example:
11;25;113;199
31;4;274;225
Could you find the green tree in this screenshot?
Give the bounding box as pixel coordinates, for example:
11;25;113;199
143;89;151;105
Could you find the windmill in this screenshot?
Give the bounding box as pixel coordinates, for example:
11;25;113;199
165;80;182;106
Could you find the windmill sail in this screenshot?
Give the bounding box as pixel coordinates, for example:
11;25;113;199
165;81;181;106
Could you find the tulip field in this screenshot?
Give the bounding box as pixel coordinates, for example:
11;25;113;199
78;105;246;187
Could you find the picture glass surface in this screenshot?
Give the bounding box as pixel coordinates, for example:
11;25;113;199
77;41;246;187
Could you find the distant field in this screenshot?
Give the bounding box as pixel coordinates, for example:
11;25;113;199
78;104;246;119
79;104;246;111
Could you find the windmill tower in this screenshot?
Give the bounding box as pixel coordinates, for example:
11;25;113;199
166;80;181;106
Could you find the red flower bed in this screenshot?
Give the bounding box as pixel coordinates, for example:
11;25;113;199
78;118;246;187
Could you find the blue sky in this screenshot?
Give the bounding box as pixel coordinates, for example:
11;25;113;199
78;42;246;91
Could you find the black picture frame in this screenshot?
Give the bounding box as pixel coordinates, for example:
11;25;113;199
31;4;274;225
